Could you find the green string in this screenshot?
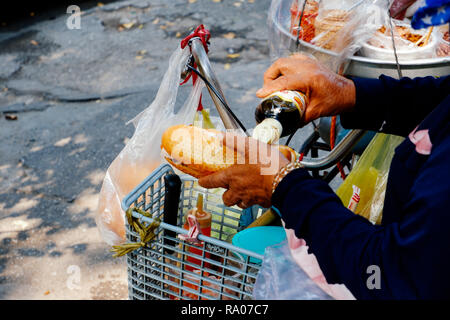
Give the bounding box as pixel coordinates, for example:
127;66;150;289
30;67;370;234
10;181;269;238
110;208;161;258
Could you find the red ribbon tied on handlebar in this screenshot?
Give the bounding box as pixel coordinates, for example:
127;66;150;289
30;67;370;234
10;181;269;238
180;24;211;53
180;25;211;111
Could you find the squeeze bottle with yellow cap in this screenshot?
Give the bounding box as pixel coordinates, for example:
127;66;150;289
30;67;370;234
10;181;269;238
253;90;307;144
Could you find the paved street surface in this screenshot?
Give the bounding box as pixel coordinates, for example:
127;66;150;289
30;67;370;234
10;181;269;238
0;0;315;299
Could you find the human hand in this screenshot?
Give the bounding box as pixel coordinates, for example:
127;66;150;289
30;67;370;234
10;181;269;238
256;54;356;123
198;132;290;209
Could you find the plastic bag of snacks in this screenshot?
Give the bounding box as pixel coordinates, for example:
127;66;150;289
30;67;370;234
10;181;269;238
96;46;208;245
271;0;448;68
311;0;356;50
435;24;450;57
360;16;441;61
289;0;319;42
269;0;387;72
336;133;404;225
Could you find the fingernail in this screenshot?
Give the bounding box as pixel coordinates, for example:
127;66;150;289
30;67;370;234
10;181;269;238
256;89;263;96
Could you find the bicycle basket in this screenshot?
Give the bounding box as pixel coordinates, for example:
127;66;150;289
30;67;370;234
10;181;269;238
121;164;263;300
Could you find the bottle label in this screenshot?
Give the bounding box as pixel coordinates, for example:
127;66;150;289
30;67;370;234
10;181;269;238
347;185;361;212
266;90;307;116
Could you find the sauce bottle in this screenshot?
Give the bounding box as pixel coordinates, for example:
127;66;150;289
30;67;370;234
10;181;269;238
253;90;307;144
183;194;212;272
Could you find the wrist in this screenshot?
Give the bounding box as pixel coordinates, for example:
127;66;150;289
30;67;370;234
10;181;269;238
340;77;356;112
272;160;304;193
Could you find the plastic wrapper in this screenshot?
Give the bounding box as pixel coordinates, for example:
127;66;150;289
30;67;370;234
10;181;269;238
253;234;357;300
311;0;357;51
253;239;334;300
435;24;450;57
336;133;404;224
269;0;388;72
269;0;448;67
289;0;319;42
361;18;440;61
96;46;206;245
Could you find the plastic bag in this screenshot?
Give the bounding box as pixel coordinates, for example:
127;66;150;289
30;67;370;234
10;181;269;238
253;239;334;300
289;0;319;43
269;0;387;73
361;18;440;61
96;46;206;245
311;0;359;51
336;133;404;224
253;223;355;300
435;24;450;57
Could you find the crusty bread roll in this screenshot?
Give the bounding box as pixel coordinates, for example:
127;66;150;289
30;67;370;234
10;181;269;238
161;124;297;178
161;125;237;178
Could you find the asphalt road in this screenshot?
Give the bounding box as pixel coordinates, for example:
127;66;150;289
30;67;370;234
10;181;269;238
0;0;316;299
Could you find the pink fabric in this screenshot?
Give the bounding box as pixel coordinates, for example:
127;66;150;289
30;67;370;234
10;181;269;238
284;227;356;300
408;127;433;155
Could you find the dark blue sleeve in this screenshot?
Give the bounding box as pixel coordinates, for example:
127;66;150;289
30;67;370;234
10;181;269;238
271;133;450;299
340;75;450;137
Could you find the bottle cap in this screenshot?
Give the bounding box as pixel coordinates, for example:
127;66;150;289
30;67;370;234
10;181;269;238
195;194;212;228
252;118;283;144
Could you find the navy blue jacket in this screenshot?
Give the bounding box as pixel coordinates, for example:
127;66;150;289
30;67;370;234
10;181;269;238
272;75;450;299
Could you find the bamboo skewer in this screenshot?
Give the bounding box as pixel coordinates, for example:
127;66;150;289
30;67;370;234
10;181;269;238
415;26;433;47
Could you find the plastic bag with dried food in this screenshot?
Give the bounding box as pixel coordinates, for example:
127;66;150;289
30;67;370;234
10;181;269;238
435;24;450;56
289;0;319;42
96;46;206;245
360;17;440;61
268;0;387;73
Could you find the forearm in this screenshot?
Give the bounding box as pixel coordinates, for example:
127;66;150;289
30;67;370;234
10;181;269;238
340;75;450;136
271;167;450;300
271;169;388;298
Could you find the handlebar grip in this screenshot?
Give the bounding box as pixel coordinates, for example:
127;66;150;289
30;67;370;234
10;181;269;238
163;173;182;255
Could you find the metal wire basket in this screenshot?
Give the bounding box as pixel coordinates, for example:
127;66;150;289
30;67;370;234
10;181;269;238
122;164;264;300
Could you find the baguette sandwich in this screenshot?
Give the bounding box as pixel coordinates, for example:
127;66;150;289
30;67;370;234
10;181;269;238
161;124;296;178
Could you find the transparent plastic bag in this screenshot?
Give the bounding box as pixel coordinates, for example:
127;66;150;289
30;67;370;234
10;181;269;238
96;46;206;245
361;17;440;61
253;220;355;300
268;0;387;73
269;0;445;69
435;24;450;57
289;0;320;43
336;133;404;224
284;228;356;299
253;239;334;300
311;0;359;51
